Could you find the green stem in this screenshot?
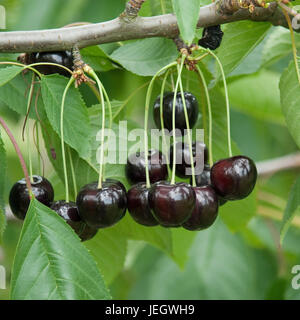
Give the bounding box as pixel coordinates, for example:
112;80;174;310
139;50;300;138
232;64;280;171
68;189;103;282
68;146;77;198
281;7;300;85
144;61;177;188
178;68;196;187
208;50;232;157
26;73;35;183
170;57;185;185
35;121;42;176
61;77;75;203
160;69;172;178
88;70;106;189
160;0;166;14
196;65;213;167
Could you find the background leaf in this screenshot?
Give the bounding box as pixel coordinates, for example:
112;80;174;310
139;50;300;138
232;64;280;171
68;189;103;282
41;75;92;159
280;60;300;149
215;21;271;76
10;199;111;300
110;38;178;76
171;0;201;44
280;177;300;243
0;66;22;87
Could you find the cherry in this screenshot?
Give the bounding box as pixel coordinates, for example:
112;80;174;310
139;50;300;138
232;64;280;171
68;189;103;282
153;92;199;134
211;156;257;200
9;175;54;220
198;25;224;50
126;149;168;185
170;141;208;178
127;183;158;227
76;180;127;229
182;186;219;231
193;164;211;186
148;181;195;227
28;51;73;76
50;200;98;242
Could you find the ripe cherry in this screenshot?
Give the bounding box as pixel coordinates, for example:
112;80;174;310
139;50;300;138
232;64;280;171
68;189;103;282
50;200;98;242
148;181;195;227
182;186;219;231
198;25;224;50
76;180;127;229
211;156;257;200
9;175;54;220
126;149;168;185
170;141;208;178
127;183;158;227
153;92;199;134
28;51;73;76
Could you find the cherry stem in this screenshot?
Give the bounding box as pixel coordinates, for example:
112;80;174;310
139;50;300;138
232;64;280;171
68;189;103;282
208;50;232;157
196;65;213;167
144;61;177;189
0;117;32;196
67;146;77;198
61;77;75;203
88;70;106;189
178;67;196;187
170;57;185;185
160;69;172;178
26;73;35;183
281;6;300;85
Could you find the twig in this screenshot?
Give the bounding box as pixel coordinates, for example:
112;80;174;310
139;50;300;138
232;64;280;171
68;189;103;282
121;0;147;21
0;2;293;53
256;152;300;177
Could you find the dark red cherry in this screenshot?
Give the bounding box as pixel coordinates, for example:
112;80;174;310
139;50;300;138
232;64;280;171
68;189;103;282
105;178;127;193
76;180;127;229
211;156;257;200
29;51;73;76
126;149;168;185
50;200;98;242
127;183;158;227
148;181;195;227
9;175;54;220
170;141;208;178
193;164;211;186
182;186;219;231
153;92;199;134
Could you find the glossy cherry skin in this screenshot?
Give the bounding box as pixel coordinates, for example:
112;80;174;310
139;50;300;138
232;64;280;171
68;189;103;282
148;181;195;227
50;200;98;242
170;141;208;178
198;25;224;50
182;186;219;231
76;180;127;229
127;183;158;227
29;51;73;76
9;175;54;220
126;149;168;185
211;156;257;201
153;92;199;134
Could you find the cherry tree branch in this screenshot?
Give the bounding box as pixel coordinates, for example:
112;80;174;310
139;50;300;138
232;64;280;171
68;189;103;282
0;1;292;53
257;152;300;177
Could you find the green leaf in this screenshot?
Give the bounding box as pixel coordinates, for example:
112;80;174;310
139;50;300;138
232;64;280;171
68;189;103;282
0;66;22;87
110;38;178;76
85;228;127;285
80;46;115;72
262;28;300;67
228;70;284;125
215;21;271;76
172;0;201;44
280;60;300;150
0;131;6;240
280;177;300;243
41;75;92;159
11;199;111;300
0;73;47;120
